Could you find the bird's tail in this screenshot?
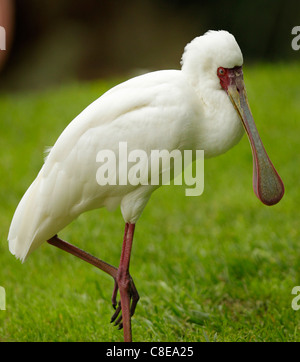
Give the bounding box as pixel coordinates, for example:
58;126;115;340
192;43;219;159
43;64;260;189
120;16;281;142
8;175;48;262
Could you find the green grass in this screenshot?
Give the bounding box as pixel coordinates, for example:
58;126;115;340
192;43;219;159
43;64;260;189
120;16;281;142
1;63;300;341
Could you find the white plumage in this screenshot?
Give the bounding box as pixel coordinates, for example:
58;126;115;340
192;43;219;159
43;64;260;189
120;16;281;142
8;30;283;264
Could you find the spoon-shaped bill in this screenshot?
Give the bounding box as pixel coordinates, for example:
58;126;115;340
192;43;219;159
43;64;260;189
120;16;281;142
227;74;284;205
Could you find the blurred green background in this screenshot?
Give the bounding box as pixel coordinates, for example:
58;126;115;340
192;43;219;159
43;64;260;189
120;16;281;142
1;0;300;91
0;0;300;342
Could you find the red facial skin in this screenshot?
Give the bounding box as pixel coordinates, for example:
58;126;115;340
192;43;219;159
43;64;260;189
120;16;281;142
217;66;243;92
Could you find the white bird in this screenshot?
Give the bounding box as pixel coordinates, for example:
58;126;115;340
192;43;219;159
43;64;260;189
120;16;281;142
8;30;284;342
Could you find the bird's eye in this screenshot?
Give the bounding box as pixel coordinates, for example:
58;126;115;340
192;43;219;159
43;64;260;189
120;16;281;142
217;67;225;76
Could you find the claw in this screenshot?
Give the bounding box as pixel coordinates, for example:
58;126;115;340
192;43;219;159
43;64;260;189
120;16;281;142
111;279;118;310
110;301;121;323
114;315;123;327
110;276;140;329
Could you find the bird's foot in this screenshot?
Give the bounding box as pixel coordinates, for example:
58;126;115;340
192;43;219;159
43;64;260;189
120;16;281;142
110;276;139;330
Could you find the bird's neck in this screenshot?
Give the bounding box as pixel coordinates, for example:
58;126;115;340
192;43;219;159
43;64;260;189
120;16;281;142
193;85;244;158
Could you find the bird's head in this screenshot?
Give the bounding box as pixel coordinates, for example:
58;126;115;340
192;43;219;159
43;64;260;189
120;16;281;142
182;30;284;205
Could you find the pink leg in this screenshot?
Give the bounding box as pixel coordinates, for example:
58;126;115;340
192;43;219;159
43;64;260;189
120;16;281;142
47;231;139;341
116;223;136;342
47;236;117;277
